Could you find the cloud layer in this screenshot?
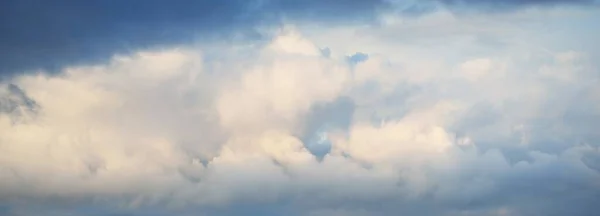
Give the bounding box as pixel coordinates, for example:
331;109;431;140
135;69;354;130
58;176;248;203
1;3;600;216
0;0;390;76
2;0;598;77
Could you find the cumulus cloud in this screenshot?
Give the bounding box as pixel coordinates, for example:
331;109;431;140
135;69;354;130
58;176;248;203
1;5;600;216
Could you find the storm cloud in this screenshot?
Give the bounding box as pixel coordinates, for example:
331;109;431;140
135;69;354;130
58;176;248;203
0;0;390;77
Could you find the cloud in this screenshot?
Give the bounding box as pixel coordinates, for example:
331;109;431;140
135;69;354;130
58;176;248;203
437;0;595;6
1;5;600;216
0;0;389;77
433;0;598;13
2;0;597;78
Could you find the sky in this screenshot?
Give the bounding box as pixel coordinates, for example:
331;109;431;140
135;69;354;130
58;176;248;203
1;0;600;215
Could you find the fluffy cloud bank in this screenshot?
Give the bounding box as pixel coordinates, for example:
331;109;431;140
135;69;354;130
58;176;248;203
1;6;600;216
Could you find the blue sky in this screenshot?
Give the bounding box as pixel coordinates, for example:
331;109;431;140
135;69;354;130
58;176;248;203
1;1;600;216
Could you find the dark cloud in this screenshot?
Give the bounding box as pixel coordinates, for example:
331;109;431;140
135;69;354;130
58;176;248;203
2;0;596;78
0;0;389;77
0;84;39;125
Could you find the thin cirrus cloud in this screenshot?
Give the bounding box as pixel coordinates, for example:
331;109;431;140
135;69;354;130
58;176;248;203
1;1;600;216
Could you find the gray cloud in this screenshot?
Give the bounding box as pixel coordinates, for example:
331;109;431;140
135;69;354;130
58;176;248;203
0;0;389;77
301;97;355;159
2;0;597;78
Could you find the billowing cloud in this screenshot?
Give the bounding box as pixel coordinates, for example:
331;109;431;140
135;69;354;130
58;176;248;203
1;3;600;216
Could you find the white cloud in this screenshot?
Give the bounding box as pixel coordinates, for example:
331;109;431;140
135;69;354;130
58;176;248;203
1;7;600;216
459;58;497;82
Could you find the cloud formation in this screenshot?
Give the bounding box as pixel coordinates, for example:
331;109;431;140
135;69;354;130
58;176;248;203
0;0;389;76
2;0;598;77
1;3;600;216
